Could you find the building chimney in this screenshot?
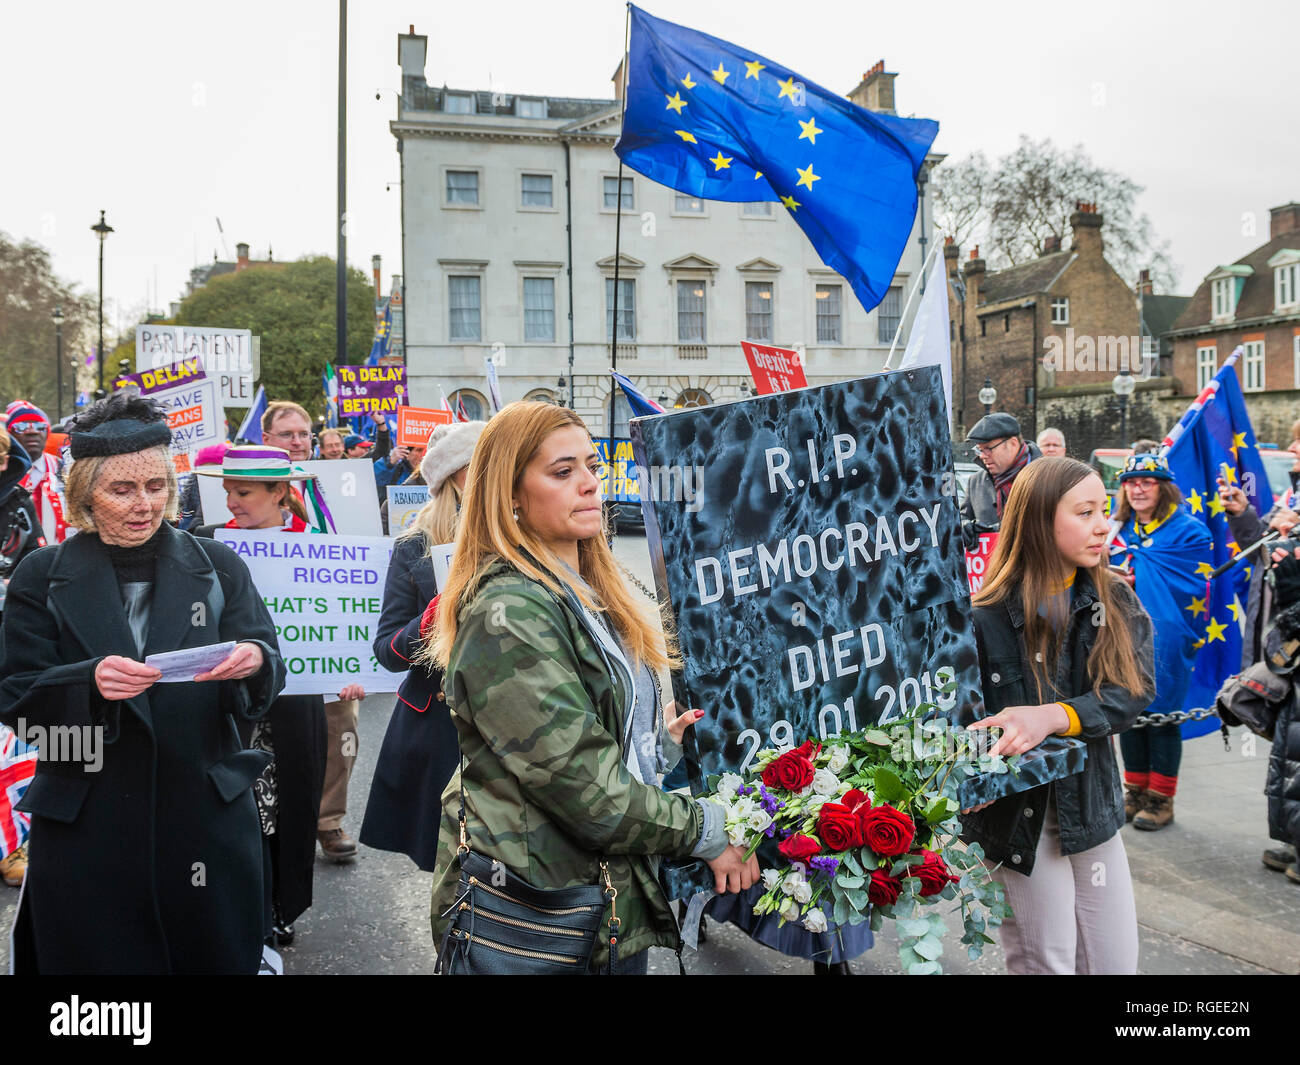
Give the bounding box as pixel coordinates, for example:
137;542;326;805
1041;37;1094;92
612;57;627;103
963;246;985;306
1069;205;1104;257
1270;202;1300;240
1137;268;1153;296
236;242;250;270
398;26;427;79
944;237;960;277
1043;235;1062;255
847;59;896;114
371;254;382;300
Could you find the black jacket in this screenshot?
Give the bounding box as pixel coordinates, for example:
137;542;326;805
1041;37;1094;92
359;532;458;870
0;524;285;973
0;445;44;602
959;442;1042;550
1268;673;1300;849
960;569;1154;874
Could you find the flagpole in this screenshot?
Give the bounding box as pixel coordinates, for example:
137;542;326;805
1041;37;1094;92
884;240;943;369
608;2;632;470
1158;346;1243;455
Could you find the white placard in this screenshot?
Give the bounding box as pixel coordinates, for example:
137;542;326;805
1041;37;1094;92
215;529;404;696
137;325;256;407
152;377;221;462
386;484;429;535
198;459;382;536
430;540;455;592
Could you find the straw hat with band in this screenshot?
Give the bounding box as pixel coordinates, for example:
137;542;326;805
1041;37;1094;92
198;445;335;534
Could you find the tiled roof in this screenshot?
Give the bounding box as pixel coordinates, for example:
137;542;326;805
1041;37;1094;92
977;250;1073;305
1141;294;1191;337
1171;230;1300;332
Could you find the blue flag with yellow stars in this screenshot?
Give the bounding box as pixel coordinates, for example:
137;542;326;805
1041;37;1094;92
1165;363;1272;738
365;300;392;368
615;5;938;313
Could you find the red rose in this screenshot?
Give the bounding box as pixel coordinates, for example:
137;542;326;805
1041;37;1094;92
778;833;821;864
858;804;916;857
840;789;872;847
761;747;817;792
815;803;859;852
906;849;959;898
867;869;902;907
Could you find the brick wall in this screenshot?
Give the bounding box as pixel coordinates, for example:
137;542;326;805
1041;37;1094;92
1171;323;1300;398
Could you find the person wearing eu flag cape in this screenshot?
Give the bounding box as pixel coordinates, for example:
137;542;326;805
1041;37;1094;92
1109;453;1212;832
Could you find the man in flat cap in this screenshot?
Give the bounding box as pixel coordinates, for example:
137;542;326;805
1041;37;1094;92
960;412;1042;549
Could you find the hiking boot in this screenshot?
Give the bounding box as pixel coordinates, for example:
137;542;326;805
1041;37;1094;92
1123;783;1147;824
0;846;25;887
1263;845;1297;872
1133;791;1174;831
317;827;357;863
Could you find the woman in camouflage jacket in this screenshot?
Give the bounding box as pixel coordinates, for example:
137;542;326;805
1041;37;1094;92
425;403;757;972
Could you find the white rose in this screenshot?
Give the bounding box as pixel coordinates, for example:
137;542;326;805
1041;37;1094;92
803;908;829;934
780;868;804;895
811;768;840;796
761;867;781;891
804;794;830;814
716;772;743;801
745;808;773;834
731;796;757;821
727;823;749;847
780;897;802;922
793;879;812;904
826;746;850;775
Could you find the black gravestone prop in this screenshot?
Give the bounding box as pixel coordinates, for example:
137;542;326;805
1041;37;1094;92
630;369;1085;898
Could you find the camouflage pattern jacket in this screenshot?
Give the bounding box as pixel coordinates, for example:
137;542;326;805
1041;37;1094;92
430;559;702;966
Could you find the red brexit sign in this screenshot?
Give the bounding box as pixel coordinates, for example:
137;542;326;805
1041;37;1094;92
741;341;808;395
965;532;999;594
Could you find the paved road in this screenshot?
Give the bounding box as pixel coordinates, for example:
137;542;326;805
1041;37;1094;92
4;529;1294;975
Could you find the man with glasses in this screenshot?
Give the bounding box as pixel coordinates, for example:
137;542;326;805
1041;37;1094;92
960;413;1042;550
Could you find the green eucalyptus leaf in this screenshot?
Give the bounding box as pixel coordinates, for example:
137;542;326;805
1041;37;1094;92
913;935;943;961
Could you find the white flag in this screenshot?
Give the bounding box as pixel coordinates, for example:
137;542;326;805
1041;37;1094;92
484;356;503;414
897;252;953;423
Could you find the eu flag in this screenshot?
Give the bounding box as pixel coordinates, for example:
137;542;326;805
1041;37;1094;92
615;5;938;313
365;300;393;367
1165;360;1272;738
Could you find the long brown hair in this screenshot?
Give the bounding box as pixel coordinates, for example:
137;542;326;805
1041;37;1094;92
424;401;676;672
973;457;1146;700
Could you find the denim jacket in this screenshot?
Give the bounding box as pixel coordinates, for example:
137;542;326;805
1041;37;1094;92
960;569;1154;874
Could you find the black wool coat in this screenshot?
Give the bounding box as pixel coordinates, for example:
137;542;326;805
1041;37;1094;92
359;532;458;871
0;524;285;974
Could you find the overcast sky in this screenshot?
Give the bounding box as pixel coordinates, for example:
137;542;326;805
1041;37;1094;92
3;0;1293;336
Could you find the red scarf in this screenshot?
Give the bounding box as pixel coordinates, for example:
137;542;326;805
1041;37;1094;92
19;453;68;543
992;443;1032;517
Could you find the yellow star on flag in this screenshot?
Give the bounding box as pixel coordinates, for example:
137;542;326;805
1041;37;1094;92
777;76;799;101
1208;494;1226;516
1220;464;1238;486
753;170;763;180
709;151;733;171
796;164;820;191
744;59;764;79
675;130;697;144
711;62;730;85
1195;562;1215;578
681;73;696;89
377;321;388;336
1185;596;1207;619
798;117;822;145
1205;617;1229;644
665;92;686;114
1229;598;1243;621
1188;488;1204;514
1230;431;1248;459
780;193;801;211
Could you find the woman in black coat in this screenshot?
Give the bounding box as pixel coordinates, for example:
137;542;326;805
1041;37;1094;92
0;395;285;974
359;421;482;870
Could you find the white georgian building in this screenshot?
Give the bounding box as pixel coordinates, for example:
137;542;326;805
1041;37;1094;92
391;31;937;432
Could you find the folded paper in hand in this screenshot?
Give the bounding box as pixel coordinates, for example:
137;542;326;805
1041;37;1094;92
144;642;237;683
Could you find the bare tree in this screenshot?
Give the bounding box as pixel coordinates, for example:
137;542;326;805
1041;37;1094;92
933;137;1178;292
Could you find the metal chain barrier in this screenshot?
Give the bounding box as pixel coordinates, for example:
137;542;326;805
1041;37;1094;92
617;558;660;603
1129;707;1220;728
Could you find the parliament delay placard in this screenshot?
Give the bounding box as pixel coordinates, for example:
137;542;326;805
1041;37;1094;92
631;367;983;785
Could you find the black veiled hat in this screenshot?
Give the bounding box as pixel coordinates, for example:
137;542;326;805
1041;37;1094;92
68;392;173;459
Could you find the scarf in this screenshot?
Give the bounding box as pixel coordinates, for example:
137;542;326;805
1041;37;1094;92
992;443;1032;517
19;453;68;544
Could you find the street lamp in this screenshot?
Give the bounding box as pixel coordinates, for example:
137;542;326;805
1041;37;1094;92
91;210;114;397
52;306;65;422
978;377;997;414
1112;370;1136;446
556;376;567;407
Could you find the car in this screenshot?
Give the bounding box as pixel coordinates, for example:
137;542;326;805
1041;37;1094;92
953;461;982;509
1258;446;1295;501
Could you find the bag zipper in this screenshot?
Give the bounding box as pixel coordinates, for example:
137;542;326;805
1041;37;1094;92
468;875;601;917
451;929;581;964
460;901;587;938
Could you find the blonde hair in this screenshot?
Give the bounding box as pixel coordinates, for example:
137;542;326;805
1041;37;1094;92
974;456;1145;700
399;476;461;546
65;445;180;532
424;401;675;672
262;400;311;435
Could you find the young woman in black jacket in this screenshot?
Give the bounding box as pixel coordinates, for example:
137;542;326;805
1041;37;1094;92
962;457;1155;974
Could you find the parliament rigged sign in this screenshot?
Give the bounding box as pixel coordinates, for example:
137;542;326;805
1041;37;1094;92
214;530;403;696
631;369;983;783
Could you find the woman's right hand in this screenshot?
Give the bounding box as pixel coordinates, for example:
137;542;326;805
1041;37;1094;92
705;844;760;894
1217;478;1248;516
95;655;162;701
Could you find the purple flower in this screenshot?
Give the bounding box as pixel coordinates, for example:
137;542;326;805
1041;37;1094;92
764;823;776;838
736;784;753;797
808;855;841;877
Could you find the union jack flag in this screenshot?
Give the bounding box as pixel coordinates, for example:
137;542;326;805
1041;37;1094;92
0;726;37;854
